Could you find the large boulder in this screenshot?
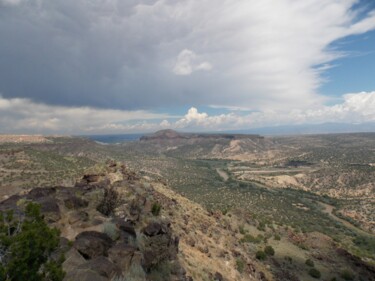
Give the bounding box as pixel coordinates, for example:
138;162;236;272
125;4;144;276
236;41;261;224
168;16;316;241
74;231;113;259
116;219;136;236
26;187;56;200
63;248;87;273
142;221;169;237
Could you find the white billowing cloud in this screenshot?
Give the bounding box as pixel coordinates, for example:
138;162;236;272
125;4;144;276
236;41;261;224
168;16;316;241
173;49;212;75
0;95;171;134
174;91;375;131
1;91;375;134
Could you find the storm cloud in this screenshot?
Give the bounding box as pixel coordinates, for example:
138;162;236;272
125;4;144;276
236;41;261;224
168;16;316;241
1;0;375;112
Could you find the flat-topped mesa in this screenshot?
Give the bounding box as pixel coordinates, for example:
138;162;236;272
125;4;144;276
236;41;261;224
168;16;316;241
140;129;263;141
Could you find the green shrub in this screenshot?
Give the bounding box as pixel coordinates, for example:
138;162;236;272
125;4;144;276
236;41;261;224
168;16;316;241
151;202;162;216
308;268;321;279
236;258;245;273
340;270;355;280
0;202;65;281
257;221;266;231
256;250;267;260
305;259;314;267
264;246;275;256
274;234;281;240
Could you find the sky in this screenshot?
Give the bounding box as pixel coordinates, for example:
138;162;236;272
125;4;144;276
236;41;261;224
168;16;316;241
0;0;375;134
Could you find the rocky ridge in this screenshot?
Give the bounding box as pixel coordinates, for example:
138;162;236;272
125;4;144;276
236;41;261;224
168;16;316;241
0;161;269;281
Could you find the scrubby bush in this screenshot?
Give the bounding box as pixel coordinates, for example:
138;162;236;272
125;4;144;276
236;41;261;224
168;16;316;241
305;259;314;267
103;222;120;241
97;187;119;216
0;202;65;281
240;234;262;244
257;221;266;231
264;245;275;256
256;250;267;260
274;234;281;240
151;202;162;216
236;258;245;273
308;268;321;279
284;256;293;263
340;269;355;280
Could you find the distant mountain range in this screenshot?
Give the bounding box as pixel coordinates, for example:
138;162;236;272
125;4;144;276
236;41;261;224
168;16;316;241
223;122;375;136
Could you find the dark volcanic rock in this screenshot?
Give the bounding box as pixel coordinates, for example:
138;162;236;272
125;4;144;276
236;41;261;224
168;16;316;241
26;187;56;200
116;219;136;236
142;221;169;237
74;231;113;259
38;197;61;223
64;196;89;209
140;221;179;271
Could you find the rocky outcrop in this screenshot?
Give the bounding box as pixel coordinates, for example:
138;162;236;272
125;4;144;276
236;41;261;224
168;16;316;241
0;162;190;281
140;221;179;271
74;231;113;259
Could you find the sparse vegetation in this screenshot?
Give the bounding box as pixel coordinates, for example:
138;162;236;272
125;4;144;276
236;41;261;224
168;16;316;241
1;133;375;280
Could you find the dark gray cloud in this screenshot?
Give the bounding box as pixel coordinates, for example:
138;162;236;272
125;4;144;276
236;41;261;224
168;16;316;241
0;0;375;112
